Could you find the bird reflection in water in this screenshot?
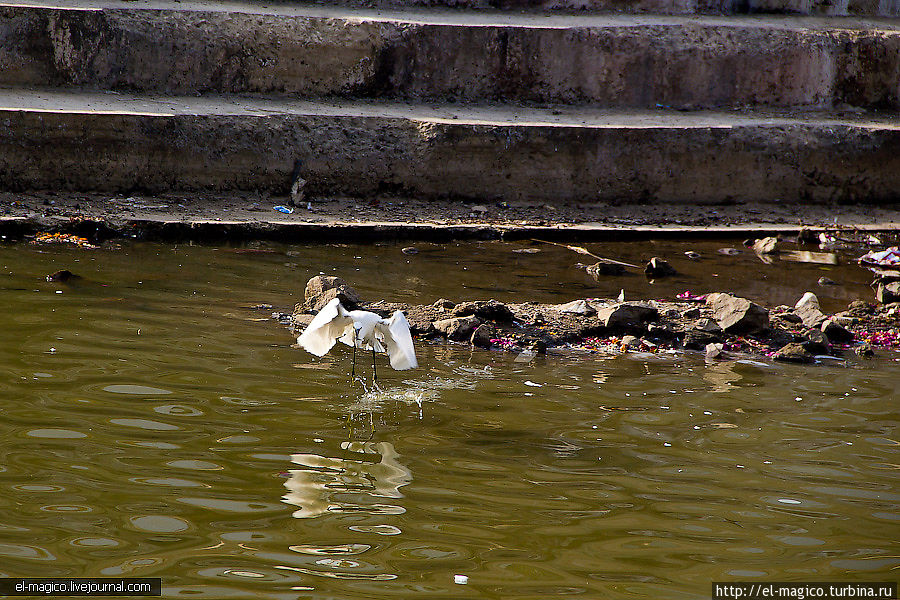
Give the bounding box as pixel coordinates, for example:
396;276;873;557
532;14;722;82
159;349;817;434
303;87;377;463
703;361;744;393
282;441;412;519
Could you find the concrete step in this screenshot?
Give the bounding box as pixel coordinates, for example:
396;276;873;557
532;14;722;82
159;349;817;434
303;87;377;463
302;0;899;15
1;87;897;204
2;1;898;110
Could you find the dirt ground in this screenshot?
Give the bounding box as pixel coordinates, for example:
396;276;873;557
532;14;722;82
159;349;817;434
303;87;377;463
4;192;900;236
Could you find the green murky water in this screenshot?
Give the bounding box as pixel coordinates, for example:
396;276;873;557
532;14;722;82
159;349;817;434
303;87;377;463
0;239;897;599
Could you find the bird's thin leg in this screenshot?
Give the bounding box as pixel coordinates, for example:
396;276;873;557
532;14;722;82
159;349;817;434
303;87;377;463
372;348;378;386
351;332;357;381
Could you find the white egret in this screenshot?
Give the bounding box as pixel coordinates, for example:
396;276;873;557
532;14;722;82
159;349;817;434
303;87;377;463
297;298;417;381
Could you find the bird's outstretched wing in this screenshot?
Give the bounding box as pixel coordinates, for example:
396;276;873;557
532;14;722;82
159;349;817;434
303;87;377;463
297;298;353;357
378;310;418;370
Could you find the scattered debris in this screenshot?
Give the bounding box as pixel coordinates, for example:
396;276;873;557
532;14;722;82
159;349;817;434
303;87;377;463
31;232;98;249
287;272;900;367
401;247;419;255
676;291;706;302
289;159;306;206
273;205;294;214
854;342;875;358
533;239;639;269
752;236;780;254
780;250;839;265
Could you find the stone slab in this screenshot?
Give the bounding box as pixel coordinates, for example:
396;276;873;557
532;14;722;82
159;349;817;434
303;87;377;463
1;89;899;202
1;3;899;108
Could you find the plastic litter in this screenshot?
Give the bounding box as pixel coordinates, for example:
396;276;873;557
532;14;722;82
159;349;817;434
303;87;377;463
273;205;294;214
858;247;900;266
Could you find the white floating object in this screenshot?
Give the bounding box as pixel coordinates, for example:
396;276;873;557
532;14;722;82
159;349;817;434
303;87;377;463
524;380;542;387
514;350;536;363
454;575;468;585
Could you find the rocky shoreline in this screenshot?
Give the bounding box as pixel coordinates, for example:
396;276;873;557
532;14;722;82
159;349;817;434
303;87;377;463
289;272;900;366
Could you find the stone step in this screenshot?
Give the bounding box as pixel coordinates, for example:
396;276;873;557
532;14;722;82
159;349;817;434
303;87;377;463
2;1;898;110
304;0;899;15
1;87;897;204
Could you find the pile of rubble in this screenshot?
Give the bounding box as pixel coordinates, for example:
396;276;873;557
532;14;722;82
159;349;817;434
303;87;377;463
290;275;900;365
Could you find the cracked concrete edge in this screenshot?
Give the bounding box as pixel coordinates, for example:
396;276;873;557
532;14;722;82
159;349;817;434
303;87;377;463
3;215;898;244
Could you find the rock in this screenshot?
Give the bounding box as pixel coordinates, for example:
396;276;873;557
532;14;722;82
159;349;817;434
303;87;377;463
695;318;722;334
797;227;817;244
595;302;658;333
718;247;741;256
773;312;803;324
586;262;626;279
520;337;548;354
684;251;701;260
433;316;481;341
821;318;854;344
302;276;362;312
705;293;769;334
647;323;677;343
401;246;419;255
683;329;723;351
793;292;827;328
292;313;314;328
644;257;678;278
875;280;900;304
46;269;77;282
554;299;596;316
470;323;496;348
408;319;436;336
846;300;875;316
802;328;831;355
828;314;856;327
620;335;640;349
681;307;701;319
705;343;725;359
433;298;456;310
752;236;779;254
768;328;799;349
854;342;875;358
452;300;514;323
817;277;837;286
773;342;815;364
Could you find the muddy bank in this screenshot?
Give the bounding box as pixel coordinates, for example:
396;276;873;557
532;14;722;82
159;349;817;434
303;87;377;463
288;272;900;365
4;192;900;244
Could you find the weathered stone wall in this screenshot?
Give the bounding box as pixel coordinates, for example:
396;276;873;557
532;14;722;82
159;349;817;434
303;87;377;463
1;7;898;109
2;109;898;203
